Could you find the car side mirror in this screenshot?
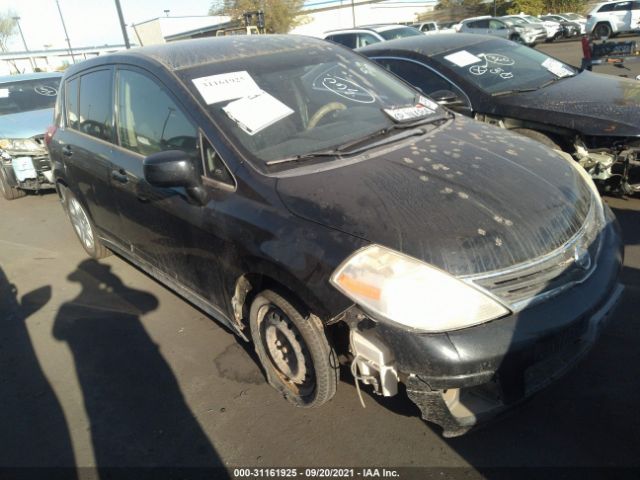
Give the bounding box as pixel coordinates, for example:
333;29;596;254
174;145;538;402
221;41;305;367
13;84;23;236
143;150;208;205
430;90;463;106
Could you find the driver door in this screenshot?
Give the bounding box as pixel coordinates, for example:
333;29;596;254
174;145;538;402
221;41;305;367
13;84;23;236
108;66;227;306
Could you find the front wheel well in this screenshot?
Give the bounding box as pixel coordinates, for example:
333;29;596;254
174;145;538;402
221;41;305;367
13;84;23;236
232;273;316;336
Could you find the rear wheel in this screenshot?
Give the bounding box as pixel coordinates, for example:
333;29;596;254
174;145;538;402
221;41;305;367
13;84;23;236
592;22;612;39
249;289;337;408
64;188;110;259
511;128;561;150
0;167;26;200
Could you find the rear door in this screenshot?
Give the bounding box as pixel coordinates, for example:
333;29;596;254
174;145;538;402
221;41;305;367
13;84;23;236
54;68;125;242
325;33;357;49
611;1;632;30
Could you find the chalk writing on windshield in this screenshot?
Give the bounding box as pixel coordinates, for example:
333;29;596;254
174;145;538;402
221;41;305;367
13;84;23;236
34;85;58;96
312;66;376;104
468;53;515;79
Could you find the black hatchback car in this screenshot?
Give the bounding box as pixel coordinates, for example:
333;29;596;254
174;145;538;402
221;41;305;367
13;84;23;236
49;36;623;437
359;34;640;195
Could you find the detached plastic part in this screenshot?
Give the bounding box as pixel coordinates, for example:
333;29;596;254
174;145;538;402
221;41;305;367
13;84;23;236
350;329;398;397
11;157;37;182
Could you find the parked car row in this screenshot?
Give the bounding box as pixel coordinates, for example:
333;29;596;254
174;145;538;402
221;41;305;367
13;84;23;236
0;30;635;437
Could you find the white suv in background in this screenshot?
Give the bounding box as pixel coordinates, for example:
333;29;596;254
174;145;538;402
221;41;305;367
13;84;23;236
586;0;640;38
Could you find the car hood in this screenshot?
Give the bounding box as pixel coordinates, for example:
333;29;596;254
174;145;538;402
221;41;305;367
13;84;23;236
0;108;53;139
493;71;640;137
276;116;592;277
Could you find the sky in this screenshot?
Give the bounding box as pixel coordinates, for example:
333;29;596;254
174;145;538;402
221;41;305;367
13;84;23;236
2;0;217;51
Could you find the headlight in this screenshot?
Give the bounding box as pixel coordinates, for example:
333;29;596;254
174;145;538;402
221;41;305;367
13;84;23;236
330;244;510;333
0;138;42;153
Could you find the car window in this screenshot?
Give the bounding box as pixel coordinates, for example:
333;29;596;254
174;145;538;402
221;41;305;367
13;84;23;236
78;70;113;142
377;27;423;40
116;69;199;159
65;77;79;130
326;33;357;49
434;38;576;95
598;3;617;11
489;19;506;29
0;77;60;116
202;137;233;186
179;44;438;166
357;33;380;47
633;1;640;9
468;19;489;28
613;1;631;10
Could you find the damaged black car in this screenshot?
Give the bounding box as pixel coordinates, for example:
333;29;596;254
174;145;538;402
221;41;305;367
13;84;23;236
0;72;61;200
48;36;623;437
359;34;640;195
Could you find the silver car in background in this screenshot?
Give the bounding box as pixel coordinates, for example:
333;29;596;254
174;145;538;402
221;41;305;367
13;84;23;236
0;72;61;200
458;16;544;46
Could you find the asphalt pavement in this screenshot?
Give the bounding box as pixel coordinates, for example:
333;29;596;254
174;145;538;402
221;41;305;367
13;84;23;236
1;37;640;477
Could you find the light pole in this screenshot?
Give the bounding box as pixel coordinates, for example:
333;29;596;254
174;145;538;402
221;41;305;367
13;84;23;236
114;0;131;49
351;0;356;27
55;0;76;63
12;16;35;71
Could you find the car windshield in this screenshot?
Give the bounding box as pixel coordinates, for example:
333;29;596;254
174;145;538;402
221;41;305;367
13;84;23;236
434;38;577;95
525;16;543;23
0;77;61;116
377;27;423;40
564;13;583;20
503;17;526;25
182;44;443;165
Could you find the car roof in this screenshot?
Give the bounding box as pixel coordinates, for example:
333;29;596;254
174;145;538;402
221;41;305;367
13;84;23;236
358;32;496;56
62;35;331;76
461;15;492;22
0;71;62;84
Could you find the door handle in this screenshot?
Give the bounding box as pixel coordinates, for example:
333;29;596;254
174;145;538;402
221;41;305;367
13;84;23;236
111;169;128;184
62;145;73;157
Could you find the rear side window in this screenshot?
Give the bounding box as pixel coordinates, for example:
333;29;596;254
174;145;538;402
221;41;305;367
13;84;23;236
78;70;113;142
357;33;380;47
598;3;617;11
613;1;631;9
468;20;489;28
65;78;79;129
116;69;198;159
326;33;357;49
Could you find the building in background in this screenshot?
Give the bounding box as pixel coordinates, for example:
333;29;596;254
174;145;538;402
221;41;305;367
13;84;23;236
292;0;437;37
131;15;231;46
0;44;129;76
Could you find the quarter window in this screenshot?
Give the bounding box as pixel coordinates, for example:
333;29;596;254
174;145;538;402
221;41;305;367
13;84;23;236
116;69;198;158
78;70;113;142
327;33;357;49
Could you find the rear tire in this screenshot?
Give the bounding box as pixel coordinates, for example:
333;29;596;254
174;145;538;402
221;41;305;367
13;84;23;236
64;188;110;259
249;289;337;408
0;167;26;200
592;22;612;39
511;128;562;150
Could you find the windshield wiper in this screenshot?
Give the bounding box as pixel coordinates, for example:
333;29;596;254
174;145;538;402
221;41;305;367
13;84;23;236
492;75;576;97
266;149;339;166
335;115;448;152
266;115;449;167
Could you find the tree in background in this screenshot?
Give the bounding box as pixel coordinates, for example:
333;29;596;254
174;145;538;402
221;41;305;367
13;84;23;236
432;0;588;17
210;0;306;33
0;10;17;53
507;0;546;15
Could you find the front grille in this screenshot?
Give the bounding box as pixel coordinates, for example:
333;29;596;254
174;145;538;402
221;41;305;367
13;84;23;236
33;155;51;171
466;196;604;310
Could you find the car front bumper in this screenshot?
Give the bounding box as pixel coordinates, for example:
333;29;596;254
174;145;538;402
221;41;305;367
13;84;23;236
349;208;623;437
1;153;55;191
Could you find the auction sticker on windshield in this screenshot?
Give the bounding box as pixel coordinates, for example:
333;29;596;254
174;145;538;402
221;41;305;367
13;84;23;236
192;71;261;105
443;50;482;67
223;90;294;135
542;58;573;78
0;88;8;98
